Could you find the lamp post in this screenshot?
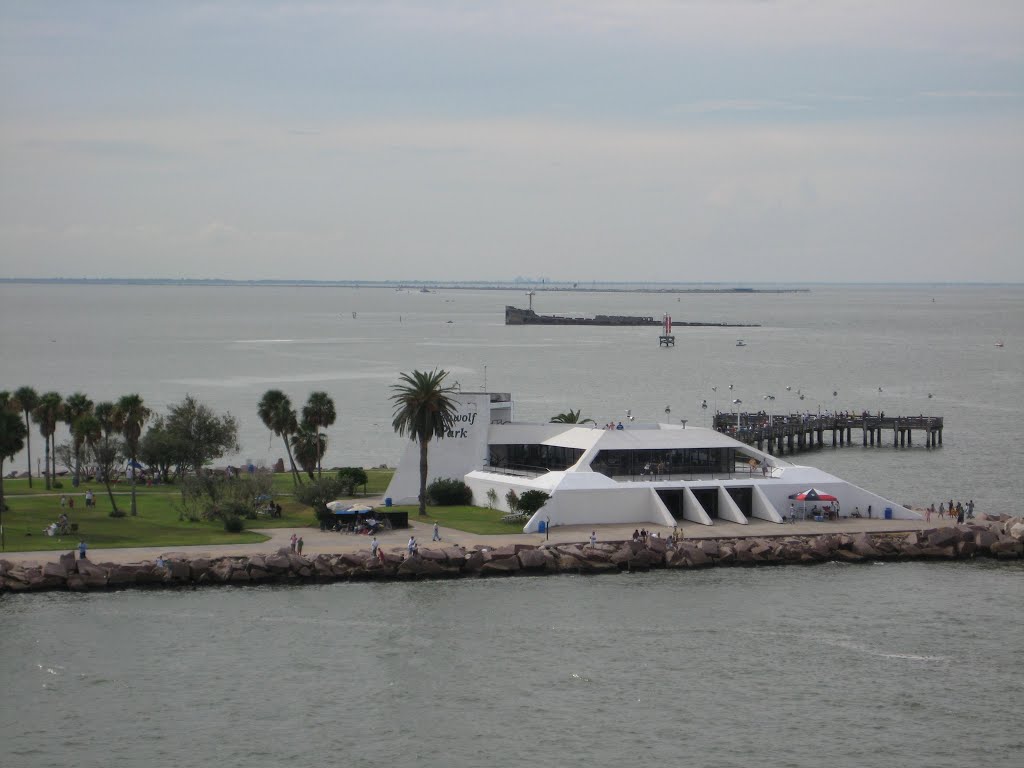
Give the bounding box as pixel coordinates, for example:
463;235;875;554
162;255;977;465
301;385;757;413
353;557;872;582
701;399;708;427
763;394;775;428
732;398;742;432
664;405;671;423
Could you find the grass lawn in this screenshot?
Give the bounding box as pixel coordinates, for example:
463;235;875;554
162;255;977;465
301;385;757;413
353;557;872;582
393;505;527;535
0;469;397;551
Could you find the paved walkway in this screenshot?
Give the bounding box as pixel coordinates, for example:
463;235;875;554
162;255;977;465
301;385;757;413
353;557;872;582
0;515;958;566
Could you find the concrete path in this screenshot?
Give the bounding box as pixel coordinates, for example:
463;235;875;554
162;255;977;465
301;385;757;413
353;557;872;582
0;515;958;566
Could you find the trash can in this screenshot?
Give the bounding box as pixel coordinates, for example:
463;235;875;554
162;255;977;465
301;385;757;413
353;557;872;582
884;507;893;520
538;520;547;534
385;497;392;508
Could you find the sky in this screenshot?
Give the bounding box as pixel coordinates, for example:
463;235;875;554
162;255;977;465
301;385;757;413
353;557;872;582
1;1;1022;283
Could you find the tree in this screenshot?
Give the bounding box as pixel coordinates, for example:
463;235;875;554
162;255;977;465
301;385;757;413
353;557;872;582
295;477;346;528
75;412;122;515
115;394;150;516
390;368;458;517
302;391;336;478
517;490;551;517
258;389;302;486
0;404;28;549
12;387;39;487
139;415;186;483
163;395;239;477
32;391;63;490
63;391;94;486
336;466;369;496
290;423;326;480
549;409;594;424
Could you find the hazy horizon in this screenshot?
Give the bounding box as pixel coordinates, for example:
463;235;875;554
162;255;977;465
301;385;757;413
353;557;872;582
2;2;1022;283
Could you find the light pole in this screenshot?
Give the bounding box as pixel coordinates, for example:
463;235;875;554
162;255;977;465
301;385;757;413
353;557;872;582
763;394;775;428
701;399;708;427
664;405;671;423
732;398;742;432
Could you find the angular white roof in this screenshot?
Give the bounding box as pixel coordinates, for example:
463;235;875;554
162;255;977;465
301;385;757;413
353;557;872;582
487;423;756;452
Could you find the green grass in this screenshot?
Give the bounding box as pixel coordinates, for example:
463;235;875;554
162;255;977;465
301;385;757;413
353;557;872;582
0;469;397;551
394;505;526;535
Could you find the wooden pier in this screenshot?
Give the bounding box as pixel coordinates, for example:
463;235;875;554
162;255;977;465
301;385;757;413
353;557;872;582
712;412;944;456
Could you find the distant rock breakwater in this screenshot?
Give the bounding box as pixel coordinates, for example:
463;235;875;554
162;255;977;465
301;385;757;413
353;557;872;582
3;514;1022;594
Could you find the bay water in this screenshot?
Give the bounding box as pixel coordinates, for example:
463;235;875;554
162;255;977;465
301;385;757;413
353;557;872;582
1;282;1022;767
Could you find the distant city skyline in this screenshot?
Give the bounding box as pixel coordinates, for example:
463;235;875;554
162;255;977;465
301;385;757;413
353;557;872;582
1;1;1022;283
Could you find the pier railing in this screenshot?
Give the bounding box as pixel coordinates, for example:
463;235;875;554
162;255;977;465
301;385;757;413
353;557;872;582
713;412;944;455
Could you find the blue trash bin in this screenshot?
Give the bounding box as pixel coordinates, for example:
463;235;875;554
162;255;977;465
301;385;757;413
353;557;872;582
385;497;392;508
884;507;893;519
538;520;547;534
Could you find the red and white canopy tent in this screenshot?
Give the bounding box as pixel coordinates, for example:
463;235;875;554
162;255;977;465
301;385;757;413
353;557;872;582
787;488;839;518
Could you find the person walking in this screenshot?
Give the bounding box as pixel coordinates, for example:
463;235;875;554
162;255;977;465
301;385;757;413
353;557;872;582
432;522;441;542
370;537;379;556
289;533;297;552
78;539;87;560
297;536;304;555
407;536;417;557
589;530;597;547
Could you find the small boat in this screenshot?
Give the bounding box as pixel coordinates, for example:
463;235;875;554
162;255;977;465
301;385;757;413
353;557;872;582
735;339;746;347
995;341;1004;348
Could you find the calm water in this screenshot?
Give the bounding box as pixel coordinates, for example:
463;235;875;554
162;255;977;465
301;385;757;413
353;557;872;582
2;562;1022;768
2;282;1022;511
2;283;1023;766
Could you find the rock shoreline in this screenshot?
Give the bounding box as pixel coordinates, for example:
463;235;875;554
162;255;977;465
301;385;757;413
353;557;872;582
3;514;1022;594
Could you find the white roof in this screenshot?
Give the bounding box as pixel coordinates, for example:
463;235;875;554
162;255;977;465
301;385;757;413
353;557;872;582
487;423;749;452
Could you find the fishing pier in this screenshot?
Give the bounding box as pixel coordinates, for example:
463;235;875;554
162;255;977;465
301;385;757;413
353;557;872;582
713;412;945;456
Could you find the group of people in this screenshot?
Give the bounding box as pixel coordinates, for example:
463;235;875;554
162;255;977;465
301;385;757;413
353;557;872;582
925;499;974;523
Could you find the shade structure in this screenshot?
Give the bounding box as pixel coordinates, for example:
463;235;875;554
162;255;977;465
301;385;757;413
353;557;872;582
788;488;838;502
327;500;375;514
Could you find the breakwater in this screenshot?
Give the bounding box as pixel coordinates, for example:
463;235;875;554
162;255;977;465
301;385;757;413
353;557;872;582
3;514;1021;593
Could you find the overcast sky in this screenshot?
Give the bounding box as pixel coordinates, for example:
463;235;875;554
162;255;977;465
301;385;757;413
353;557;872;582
1;1;1022;283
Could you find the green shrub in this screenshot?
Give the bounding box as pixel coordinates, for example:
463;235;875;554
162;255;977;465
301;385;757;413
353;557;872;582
52;480;63;489
427;478;473;506
296;477;345;524
336;467;369;495
109;508;126;518
517;490;551;517
224;515;245;533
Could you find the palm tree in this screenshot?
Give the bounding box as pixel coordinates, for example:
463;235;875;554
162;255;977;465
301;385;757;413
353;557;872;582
114;394;150;516
0;402;28;550
549;409;595;424
32;391;63;490
302;391;336;478
390;369;458;517
290;423;326;481
12;387;39;487
63;392;94;486
72;412;122;514
258;389;302;486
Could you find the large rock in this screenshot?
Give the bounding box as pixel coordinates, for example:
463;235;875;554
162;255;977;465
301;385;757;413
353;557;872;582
699;540;720;558
397;556;448;578
974;529;1000;553
481;556;521;575
850;534;881;558
926;528;960;549
166;560;191;582
1008;522;1024;541
190;558;213;580
42;561;69;587
991;538;1023;559
517;548;548;571
76;560;108;587
646;537;668;555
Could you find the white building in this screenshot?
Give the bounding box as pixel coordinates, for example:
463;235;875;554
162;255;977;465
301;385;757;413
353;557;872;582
385;392;919;533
